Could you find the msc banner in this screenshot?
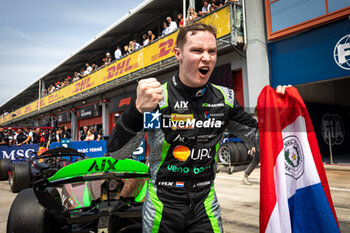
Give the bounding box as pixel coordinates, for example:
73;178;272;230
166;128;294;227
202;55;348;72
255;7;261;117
0;5;231;125
49;140;107;158
0;144;40;161
50;139;147;162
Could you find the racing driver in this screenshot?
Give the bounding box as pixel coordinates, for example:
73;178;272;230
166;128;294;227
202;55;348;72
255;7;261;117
107;23;287;233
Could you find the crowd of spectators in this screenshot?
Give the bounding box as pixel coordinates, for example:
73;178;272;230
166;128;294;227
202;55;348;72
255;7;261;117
41;61;99;97
111;0;240;61
0;0;240;118
0;126;48;147
0;125;103;148
116;0;240;61
79;125;103;142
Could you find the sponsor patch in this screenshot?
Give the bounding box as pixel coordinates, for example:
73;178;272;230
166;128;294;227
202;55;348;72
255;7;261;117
172;146;212;161
158;181;174;187
176;182;184;188
174;101;189;111
202;102;224;108
157;181;186;188
164;115;223;130
193;181;211;188
143;110;161;129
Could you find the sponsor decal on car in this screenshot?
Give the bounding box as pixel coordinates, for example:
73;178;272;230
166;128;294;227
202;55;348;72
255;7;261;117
88;159;118;172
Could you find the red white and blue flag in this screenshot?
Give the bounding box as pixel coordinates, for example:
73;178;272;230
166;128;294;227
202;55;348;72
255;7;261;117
258;86;340;233
176;182;184;188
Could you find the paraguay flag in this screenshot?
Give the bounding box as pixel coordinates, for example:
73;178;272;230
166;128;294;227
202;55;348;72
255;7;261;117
258;86;340;233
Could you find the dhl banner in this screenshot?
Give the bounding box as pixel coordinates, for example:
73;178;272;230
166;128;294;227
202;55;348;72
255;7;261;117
0;5;231;125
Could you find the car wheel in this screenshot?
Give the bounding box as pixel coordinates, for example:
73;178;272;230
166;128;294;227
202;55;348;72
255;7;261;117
0;158;11;180
7;188;63;233
9;162;31;193
217;143;231;165
217;142;239;165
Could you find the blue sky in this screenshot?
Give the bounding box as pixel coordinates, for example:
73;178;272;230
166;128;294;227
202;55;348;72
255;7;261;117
0;0;144;108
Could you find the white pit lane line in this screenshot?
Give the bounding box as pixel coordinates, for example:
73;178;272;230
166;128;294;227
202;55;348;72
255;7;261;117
216;175;350;192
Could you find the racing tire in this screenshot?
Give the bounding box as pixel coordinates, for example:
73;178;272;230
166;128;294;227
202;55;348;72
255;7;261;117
9;162;31;193
0;158;11;180
229;143;240;163
7;188;63;233
236;142;248;162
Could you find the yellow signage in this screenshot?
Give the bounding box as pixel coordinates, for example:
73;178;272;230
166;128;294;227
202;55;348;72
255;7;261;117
0;5;231;125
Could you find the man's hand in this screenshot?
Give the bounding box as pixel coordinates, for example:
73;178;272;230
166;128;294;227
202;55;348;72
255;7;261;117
276;85;291;95
135;78;164;113
248;147;256;155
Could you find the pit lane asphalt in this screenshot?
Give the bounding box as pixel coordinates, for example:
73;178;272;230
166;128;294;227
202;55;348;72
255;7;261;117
0;166;349;233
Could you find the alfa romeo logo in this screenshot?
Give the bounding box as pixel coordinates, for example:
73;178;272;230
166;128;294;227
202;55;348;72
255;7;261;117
283;136;304;180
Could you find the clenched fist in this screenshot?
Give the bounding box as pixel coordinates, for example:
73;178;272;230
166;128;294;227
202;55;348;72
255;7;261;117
135;78;164;113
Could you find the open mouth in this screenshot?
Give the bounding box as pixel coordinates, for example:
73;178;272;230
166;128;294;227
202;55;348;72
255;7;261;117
199;67;209;76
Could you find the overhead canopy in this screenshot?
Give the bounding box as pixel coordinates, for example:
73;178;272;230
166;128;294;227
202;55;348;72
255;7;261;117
1;0;190;114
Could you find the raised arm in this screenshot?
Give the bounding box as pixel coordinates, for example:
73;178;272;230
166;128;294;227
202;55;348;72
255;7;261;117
107;78;163;157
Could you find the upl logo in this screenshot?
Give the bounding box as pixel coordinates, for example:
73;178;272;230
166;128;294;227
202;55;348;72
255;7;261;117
334;34;350;70
172;145;211;161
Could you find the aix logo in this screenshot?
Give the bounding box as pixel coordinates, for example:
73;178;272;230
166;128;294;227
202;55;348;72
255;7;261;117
174;101;189;111
88;159;118;172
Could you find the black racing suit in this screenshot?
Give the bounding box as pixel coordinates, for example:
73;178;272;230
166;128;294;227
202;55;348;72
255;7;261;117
15;132;27;144
107;75;259;233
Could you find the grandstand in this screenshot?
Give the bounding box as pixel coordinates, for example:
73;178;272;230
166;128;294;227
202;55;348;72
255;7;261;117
0;0;270;141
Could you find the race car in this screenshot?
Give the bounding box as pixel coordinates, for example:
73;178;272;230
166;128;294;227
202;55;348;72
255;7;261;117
8;147;85;193
7;157;149;233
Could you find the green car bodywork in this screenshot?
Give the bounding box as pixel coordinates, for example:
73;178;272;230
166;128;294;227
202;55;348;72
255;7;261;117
48;157;149;207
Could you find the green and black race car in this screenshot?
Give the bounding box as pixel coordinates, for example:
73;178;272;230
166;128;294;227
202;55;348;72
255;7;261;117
7;156;149;233
7;147;85;193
